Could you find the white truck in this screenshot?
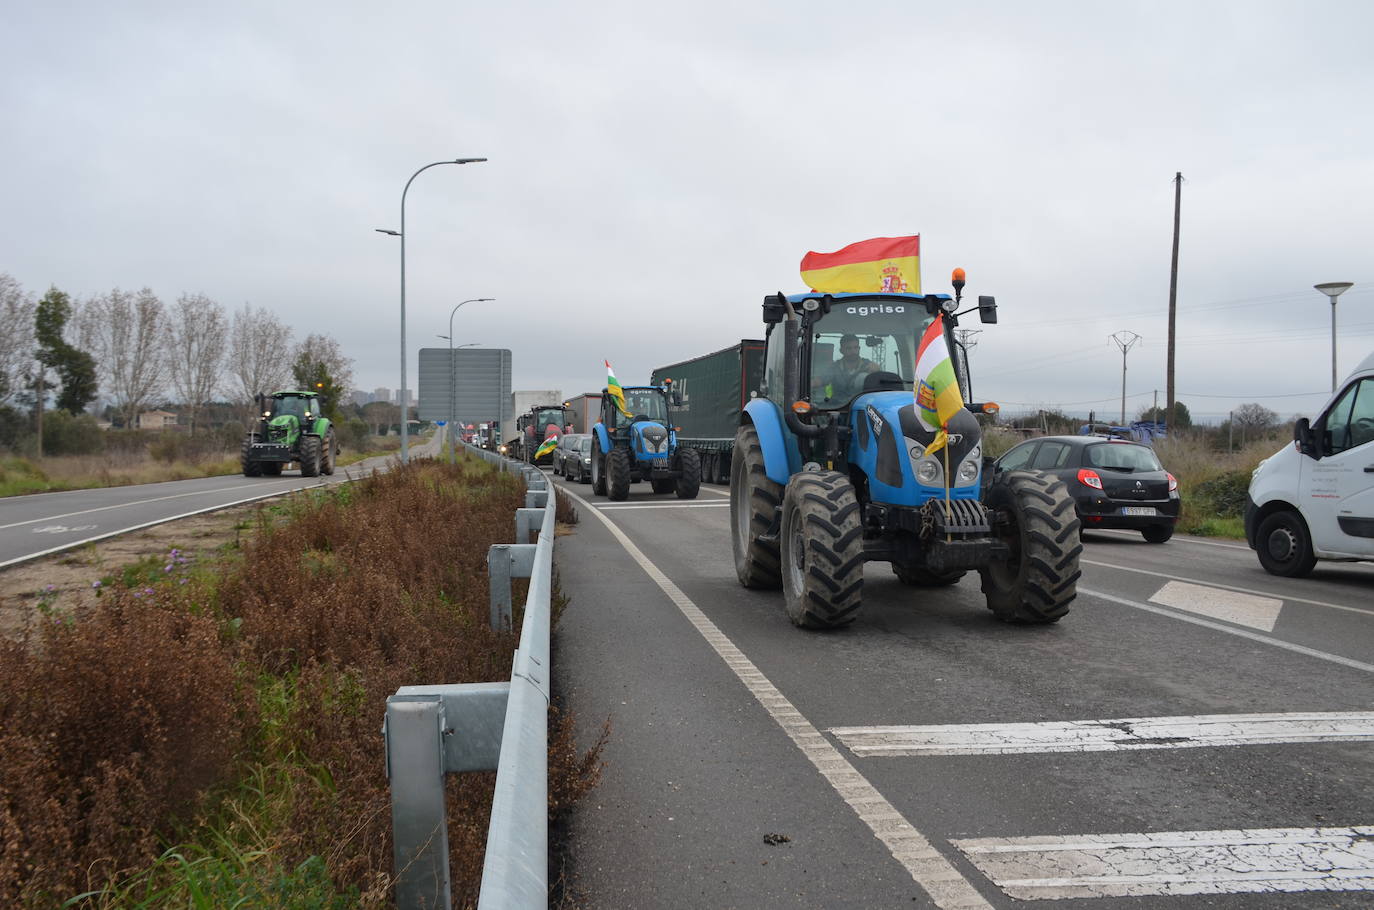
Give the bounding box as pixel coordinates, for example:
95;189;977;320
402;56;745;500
1246;349;1374;576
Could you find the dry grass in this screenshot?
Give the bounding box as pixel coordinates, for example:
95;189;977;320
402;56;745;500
0;454;604;907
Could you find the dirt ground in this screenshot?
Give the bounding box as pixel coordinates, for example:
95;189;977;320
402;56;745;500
0;499;277;639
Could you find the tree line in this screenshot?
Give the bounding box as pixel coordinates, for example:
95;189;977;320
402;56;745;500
1;272;355;453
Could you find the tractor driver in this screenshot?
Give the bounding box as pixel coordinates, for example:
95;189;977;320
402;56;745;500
813;333;879;401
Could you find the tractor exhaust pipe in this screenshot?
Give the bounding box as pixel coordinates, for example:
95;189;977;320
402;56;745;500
782;300;820;438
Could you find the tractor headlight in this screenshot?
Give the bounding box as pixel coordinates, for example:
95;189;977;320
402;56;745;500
956;455;980;485
916;459;942;485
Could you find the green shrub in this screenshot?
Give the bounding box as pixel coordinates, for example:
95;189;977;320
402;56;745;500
1191;471;1251;518
41;410;105;456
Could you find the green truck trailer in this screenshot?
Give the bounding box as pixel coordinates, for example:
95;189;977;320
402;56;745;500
649;339;765;485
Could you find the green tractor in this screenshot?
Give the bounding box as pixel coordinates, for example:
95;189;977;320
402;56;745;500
241;390;338;477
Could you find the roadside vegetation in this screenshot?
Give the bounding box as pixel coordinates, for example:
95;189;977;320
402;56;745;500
0;454;603;908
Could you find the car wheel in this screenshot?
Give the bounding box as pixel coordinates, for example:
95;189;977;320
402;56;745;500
1141;524;1174;543
1255;510;1318;577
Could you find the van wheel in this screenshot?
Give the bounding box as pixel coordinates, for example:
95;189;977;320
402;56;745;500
1255;510;1317;577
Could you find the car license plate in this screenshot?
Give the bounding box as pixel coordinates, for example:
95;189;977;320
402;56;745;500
1120;506;1157;516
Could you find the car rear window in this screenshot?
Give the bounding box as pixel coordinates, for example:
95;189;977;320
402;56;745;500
1086;443;1162;472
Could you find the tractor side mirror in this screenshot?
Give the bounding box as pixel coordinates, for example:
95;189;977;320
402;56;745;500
978;295;998;324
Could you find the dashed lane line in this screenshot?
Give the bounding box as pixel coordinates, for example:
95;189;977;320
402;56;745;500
565;487;993;910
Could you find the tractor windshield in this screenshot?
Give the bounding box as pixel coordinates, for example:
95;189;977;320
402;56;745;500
533;409;565;435
806;297;963;407
272;396;312;420
622;388;668;422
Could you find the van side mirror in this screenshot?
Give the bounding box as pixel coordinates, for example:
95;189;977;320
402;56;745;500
978;295;998;324
1293;417;1318;457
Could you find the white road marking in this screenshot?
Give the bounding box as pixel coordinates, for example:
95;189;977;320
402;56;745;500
595;502;730;510
565;488;992;910
952;826;1374;899
1082;559;1374;619
0;484;268;530
1088;528;1249;550
1081;587;1374;673
1148;580;1283;632
830;712;1374;756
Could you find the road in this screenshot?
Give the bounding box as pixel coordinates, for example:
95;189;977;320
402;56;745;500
0;436;442;568
549;470;1374;909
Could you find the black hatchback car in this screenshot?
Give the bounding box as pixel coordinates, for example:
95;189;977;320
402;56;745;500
988;434;1181;542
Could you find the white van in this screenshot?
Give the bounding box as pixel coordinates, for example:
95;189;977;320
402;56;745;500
1246;349;1374;576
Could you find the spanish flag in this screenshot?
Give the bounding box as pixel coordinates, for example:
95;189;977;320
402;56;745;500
605;360;632;418
800;235;920;294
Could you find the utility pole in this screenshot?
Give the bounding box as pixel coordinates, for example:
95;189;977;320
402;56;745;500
1166;172;1183;432
34;358;44;459
1110;331;1142;425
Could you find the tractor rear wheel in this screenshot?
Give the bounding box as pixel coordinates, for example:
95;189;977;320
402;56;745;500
592;436;608;495
979;470;1082;623
779;471;865;629
300;436;322;477
241;434;262;477
607;447;632;501
322;431;337;476
730;424;783;589
675;447;701;500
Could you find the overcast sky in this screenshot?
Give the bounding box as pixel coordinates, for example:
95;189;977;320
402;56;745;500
3;0;1372;423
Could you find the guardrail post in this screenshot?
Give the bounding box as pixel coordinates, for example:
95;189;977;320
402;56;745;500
385;695;452;910
487;543;536;632
515;508;543;544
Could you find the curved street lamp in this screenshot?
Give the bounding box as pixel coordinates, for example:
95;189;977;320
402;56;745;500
1315;282;1354;393
375;156;488;463
443;298;494;461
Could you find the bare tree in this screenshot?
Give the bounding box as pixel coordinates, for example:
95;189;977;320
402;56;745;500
167;293;229;435
0;273;37;405
83;288;166;428
1232;402;1278;432
228;304;294;410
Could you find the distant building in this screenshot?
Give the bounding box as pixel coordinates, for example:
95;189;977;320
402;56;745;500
350;390;372;406
374;387;391;405
137;409;179;430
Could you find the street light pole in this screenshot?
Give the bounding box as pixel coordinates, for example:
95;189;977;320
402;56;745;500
376;156;487;464
437;327;486;462
1315;282;1354;393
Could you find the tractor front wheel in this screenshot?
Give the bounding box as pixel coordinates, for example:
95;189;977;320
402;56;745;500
322;431;337;476
607;447;632;501
779;471;864;629
300;436;322;477
979;470;1082;623
241;434;262;477
730;424;783;589
591;436;608;495
675;447;701;500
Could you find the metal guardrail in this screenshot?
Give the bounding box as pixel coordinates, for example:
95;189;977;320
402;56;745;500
384;443;554;909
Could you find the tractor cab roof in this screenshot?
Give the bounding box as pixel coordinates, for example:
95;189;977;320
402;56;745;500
784;291;952;305
272;390;322;398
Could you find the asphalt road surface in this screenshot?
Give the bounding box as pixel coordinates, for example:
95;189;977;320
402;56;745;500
0;436;441;568
549;470;1374;909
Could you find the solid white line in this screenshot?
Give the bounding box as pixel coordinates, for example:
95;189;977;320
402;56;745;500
1080;587;1374;673
830;711;1374;756
1088;528;1249;550
0;483;275;530
952;826;1374;899
1082;559;1374;618
595;502;730;510
564;488;992;910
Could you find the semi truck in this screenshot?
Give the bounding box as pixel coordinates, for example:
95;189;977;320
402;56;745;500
564;392;601;434
650;340;765;484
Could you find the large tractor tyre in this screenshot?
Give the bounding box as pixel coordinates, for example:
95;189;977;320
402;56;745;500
261;462;283;476
893;564;966;586
979;470;1082;624
299;436;322;477
1255;510;1318;578
650;477;675;494
607;447;632;501
322;431;337;476
675;447;701;500
591;437;608;496
730;424;783;589
779;471;865;629
241;434;263;477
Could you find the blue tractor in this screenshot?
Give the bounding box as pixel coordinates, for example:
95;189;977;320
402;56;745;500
730;272;1082;628
591;384;701;501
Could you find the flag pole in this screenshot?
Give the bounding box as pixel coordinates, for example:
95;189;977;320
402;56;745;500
943;434;952;541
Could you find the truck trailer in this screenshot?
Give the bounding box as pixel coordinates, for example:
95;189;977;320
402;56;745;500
564;392;601;434
650;340;765;484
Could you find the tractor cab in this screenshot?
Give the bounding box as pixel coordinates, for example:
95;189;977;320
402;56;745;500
591;383;700;501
